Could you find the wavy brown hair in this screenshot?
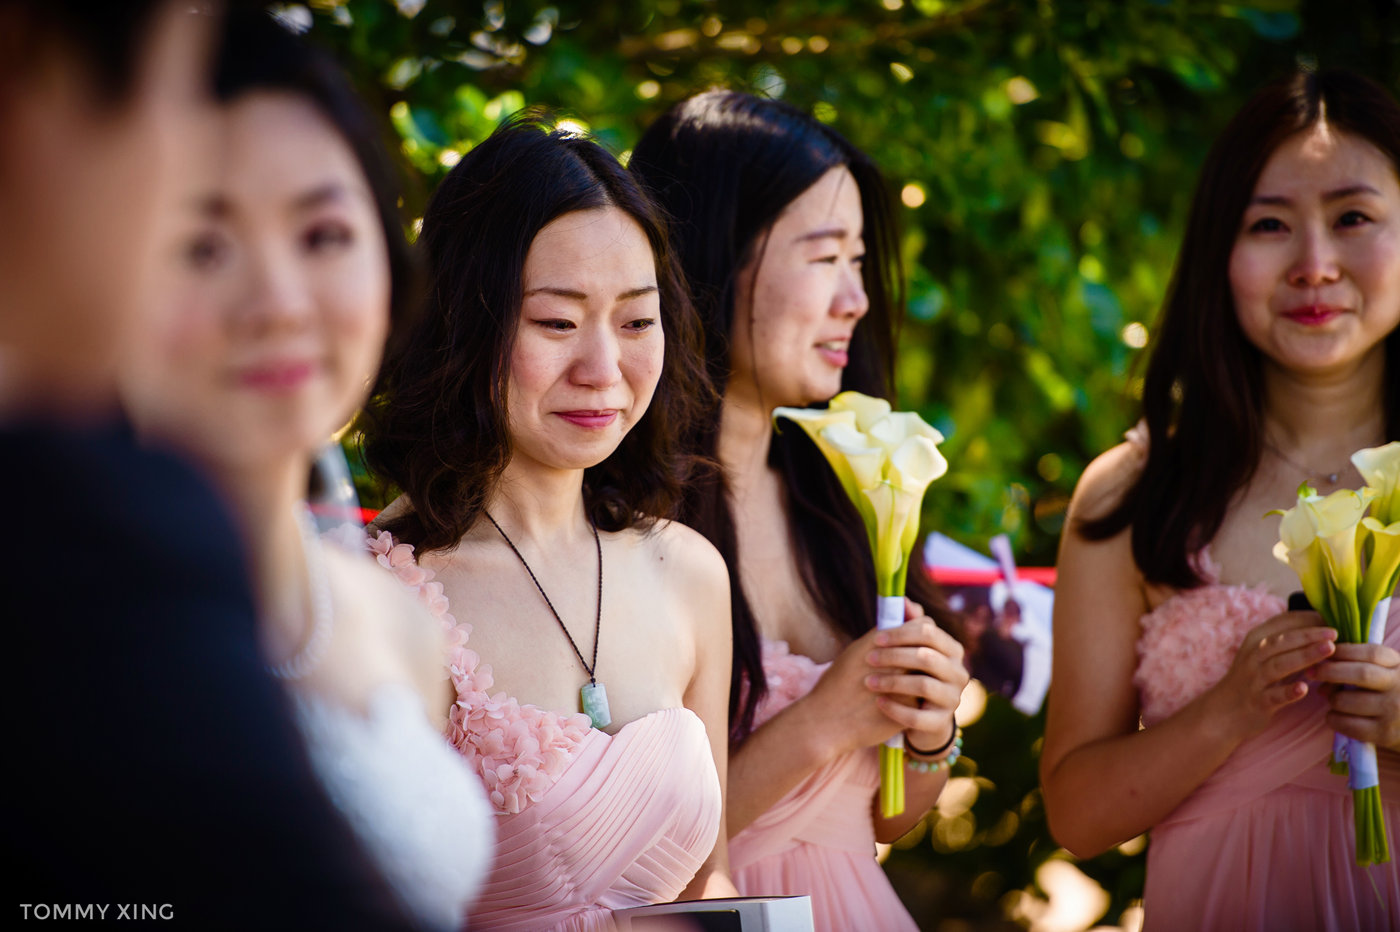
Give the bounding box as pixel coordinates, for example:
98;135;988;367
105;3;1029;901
359;116;714;552
1081;69;1400;587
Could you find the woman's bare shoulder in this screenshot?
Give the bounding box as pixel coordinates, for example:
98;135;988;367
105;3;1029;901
1056;442;1151;622
1069;440;1147;525
638;519;729;588
619;520;732;643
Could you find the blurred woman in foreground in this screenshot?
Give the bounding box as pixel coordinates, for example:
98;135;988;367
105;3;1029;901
121;14;492;929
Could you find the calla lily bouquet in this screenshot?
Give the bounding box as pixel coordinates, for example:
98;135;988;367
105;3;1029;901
1270;441;1400;867
774;391;949;817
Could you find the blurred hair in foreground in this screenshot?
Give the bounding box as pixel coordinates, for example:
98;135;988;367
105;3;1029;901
0;0;215;418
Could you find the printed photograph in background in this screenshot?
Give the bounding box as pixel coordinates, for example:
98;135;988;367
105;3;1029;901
925;533;1054;717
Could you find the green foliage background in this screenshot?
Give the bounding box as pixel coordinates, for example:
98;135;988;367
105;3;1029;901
299;1;1400;927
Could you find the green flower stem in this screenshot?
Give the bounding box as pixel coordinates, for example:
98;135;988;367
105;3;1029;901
1356;787;1390;867
880;745;905;819
877;545;908;817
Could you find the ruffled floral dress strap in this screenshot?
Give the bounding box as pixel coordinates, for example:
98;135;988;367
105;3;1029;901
363;529;458;627
360;528;593;817
746;638;829;729
1133;545;1285;726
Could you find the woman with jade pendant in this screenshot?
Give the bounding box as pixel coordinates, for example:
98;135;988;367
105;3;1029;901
359;117;738;930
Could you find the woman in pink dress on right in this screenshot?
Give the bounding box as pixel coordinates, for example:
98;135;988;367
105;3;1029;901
1043;70;1400;931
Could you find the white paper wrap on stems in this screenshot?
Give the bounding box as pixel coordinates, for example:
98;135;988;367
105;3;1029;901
878;595;905;751
1336;596;1391;791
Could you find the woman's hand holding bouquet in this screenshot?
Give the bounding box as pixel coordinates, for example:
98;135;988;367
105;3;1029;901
775;391;955;816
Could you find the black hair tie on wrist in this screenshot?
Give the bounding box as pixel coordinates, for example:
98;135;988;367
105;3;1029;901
905;721;958;758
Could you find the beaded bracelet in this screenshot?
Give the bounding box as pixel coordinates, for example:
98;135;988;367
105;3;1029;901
905;728;963;773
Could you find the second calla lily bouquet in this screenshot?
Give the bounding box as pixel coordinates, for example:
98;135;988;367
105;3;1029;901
1270;441;1400;867
775;391;949;817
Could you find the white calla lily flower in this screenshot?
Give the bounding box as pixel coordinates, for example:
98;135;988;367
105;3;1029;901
869;411;945;454
1353;442;1400;526
821;422;887;491
771;405;857;439
889;435;948;495
1359;518;1400;635
861;481;921;592
1272;485;1374;645
773;406;861;501
889;436;947;560
1309;487;1374;599
774;392;948;599
830;391;892;432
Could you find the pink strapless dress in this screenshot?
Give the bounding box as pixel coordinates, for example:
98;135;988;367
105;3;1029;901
364;531;723;932
1135;549;1400;931
727;639;917;932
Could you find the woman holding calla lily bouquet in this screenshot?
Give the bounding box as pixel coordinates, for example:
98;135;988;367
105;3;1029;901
1043;69;1400;930
632;91;969;932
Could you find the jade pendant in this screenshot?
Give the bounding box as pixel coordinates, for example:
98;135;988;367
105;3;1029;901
580;681;611;730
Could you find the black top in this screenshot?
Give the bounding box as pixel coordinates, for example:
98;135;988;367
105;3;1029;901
3;422;415;930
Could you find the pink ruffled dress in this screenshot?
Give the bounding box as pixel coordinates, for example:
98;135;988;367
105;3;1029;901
366;531;723;932
727;639;917;932
1135;548;1400;931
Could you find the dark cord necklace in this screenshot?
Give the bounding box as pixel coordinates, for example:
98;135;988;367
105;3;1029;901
484;511;611;729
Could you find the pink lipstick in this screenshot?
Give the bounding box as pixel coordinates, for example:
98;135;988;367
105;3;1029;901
236;360;316;391
557;410;618;429
1282;305;1343;326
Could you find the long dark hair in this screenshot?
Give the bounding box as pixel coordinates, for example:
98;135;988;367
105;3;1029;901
360;116;713;552
213;10;421;349
632;90;946;740
1082;69;1400;588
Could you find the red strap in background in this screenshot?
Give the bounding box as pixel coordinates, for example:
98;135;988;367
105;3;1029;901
307;503;381;525
926;566;1057;587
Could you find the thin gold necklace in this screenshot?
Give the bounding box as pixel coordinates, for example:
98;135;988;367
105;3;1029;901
1261;439;1350;487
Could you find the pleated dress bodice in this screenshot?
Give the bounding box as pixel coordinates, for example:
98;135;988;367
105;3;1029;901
366;530;723;932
